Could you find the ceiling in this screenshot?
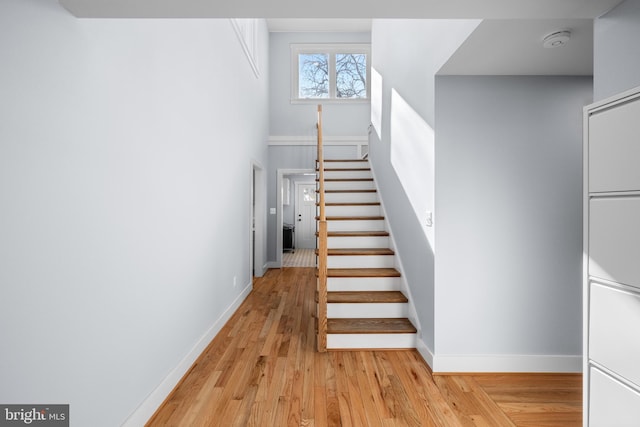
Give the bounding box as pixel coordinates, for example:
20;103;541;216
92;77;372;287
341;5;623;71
439;19;594;75
58;0;622;76
266;19;372;33
59;0;622;19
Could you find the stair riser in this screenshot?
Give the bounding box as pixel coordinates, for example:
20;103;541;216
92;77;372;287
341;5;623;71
327;255;395;269
327;277;401;292
327;303;408;318
324;193;379;203
323;170;372;180
327;333;417;349
324;181;376;191
327;220;385;232
321;161;369;169
324;205;381;216
326;236;389;248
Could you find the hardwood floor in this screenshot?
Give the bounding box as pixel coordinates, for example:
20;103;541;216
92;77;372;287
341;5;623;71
146;267;582;427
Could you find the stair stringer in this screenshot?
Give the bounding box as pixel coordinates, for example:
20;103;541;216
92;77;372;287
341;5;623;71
367;161;424;349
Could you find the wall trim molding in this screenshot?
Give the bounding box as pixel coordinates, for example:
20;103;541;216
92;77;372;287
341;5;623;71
121;281;253;426
268;135;368;146
431;354;582;374
230;19;260;79
416;338;435;369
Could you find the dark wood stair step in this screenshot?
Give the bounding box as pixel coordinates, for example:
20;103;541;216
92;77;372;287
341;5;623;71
319;189;377;194
317;231;390;237
327;318;417;334
317;178;374;182
318;159;368;163
318;202;380;206
328;291;407;304
316;248;394;256
317;268;401;278
316;216;384;221
317;168;371;172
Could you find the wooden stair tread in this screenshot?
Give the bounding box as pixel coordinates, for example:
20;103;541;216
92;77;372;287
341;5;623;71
319;159;368;162
320;268;401;278
318;202;380;206
316;248;394;256
317;178;374;182
317;231;390;237
317;168;371;172
316;216;384;221
327;318;417;334
320;189;377;193
328;291;408;304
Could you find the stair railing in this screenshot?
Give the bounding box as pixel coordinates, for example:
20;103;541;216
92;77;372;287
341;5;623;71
317;104;328;352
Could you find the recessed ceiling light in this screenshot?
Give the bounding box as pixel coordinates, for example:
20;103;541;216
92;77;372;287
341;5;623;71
543;30;571;48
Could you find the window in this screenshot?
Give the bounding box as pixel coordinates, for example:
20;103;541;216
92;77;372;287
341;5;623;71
291;44;370;102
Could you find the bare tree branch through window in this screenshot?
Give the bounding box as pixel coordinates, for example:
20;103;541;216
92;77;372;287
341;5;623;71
295;47;369;100
299;54;329;98
336;53;367;99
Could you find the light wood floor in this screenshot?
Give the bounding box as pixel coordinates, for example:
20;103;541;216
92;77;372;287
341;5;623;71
147;268;582;426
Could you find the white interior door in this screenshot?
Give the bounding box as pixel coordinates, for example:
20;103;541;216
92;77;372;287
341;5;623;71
295;183;317;249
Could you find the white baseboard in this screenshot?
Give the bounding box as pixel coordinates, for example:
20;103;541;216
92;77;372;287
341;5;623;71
416;338;434;370
260;263;270;276
265;261;281;269
121;282;253;426
432;353;582;374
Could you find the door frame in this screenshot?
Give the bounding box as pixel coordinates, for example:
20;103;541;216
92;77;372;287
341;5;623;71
276;168;314;268
294;181;317;249
250;160;266;278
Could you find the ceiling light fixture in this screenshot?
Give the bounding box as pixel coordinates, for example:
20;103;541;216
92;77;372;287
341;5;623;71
543;30;572;48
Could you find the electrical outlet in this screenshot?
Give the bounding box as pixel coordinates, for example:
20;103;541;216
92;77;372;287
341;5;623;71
233;276;237;287
425;211;433;227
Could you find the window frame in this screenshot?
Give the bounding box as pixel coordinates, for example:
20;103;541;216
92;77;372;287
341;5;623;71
290;43;371;104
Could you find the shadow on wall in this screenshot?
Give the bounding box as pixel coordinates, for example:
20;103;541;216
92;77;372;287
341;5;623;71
390;89;435;249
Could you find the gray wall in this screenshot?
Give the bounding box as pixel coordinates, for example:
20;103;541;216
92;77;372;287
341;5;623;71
266;144;362;264
267;31;371;264
0;1;269;425
370;19;480;352
269;31;371;137
435;76;592;358
594;0;640;101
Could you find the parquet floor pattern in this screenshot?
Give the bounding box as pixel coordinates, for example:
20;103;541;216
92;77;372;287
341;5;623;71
147;267;581;427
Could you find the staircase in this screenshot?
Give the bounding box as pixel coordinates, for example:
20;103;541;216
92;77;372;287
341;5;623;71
315;158;418;350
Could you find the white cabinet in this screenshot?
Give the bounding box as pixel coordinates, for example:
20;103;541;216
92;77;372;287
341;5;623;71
590;283;640;387
589;98;640;192
589;197;640;287
584;86;640;426
589;368;640;427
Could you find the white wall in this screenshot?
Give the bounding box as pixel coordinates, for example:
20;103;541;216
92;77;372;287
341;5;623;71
370;19;479;352
0;1;269;425
594;0;640;101
434;76;591;371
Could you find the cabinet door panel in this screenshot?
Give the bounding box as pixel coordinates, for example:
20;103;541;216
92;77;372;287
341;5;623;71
589;367;640;427
589;98;640;192
590;283;640;386
589;197;640;288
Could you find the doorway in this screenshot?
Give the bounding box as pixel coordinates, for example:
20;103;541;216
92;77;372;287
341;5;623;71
250;161;265;278
276;169;315;268
295;182;317;249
